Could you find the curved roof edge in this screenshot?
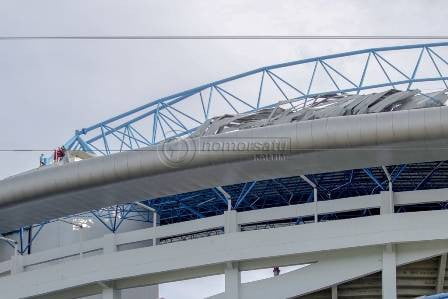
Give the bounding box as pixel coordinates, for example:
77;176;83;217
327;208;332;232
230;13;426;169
2;106;448;231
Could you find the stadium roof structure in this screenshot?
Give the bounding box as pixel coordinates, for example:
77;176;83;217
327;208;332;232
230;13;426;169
2;42;448;237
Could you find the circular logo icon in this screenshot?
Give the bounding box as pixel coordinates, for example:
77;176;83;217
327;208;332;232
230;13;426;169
157;131;197;168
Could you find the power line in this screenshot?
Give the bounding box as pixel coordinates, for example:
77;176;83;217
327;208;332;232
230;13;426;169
1;35;448;40
2;147;448;152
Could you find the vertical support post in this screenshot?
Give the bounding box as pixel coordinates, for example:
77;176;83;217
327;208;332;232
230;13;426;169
381;166;394;215
224;210;240;299
437;253;447;293
79;226;84;259
216;186;232;211
313;187;318;223
27;226;32;255
300;175;318;222
331;285;338;299
19;228;24;254
225;262;240;299
103;234;117;254
10;254;24;274
382;243;397;299
1;237;20;274
102;286;121;299
134;202;158;246
153;211;157;228
381;190;394;214
152;211;158;246
224;210;239;233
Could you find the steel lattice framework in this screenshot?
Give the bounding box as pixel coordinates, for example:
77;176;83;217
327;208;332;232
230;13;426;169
7;42;448;253
65;42;448;152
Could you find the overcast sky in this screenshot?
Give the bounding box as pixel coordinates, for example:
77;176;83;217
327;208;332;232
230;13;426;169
1;0;447;297
1;0;448;180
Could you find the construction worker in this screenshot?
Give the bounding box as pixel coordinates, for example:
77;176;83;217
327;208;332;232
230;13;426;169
53;146;66;163
53;148;59;163
273;266;280;276
60;146;66;161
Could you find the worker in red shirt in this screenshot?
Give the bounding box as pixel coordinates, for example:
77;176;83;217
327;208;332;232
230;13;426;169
53;146;66;163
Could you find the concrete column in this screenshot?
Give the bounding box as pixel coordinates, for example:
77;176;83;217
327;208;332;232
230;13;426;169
102;287;121;299
380;189;394;215
225;262;240;299
299;175;318;222
381;166;394;215
382;243;397;299
313;187;318;223
79;227;84;259
224;212;240;298
331;285;338;299
152;212;159;246
103;234;117;254
436;253;447;293
224;210;239;233
10;254;24;274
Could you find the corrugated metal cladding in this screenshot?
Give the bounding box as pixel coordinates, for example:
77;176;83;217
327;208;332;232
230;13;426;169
192;89;448;137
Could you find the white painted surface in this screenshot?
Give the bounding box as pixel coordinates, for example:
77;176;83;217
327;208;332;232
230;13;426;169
382;244;397;299
209;240;448;299
225;262;240;299
1;209;448;298
1;188;448;298
0;215;158;299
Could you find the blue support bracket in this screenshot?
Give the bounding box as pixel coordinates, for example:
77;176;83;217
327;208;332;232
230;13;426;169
235;182;257;209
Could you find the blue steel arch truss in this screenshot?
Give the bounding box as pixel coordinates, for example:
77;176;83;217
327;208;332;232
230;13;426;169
8;42;448;252
64;42;448;225
65;42;448;153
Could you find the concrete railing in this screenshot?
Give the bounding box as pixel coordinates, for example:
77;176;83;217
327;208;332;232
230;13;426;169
0;187;447;277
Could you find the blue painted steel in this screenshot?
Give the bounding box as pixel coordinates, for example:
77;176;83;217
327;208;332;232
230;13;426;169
16;42;448;248
53;41;448;153
414;161;444;190
212;188;230;205
362;168;385;191
235;182;257;209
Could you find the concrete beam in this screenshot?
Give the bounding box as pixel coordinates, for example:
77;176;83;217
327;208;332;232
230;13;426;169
15;188;448;270
209;240;448;299
3;210;448;298
115;264;223;290
208;246;382;299
31;284;102;299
